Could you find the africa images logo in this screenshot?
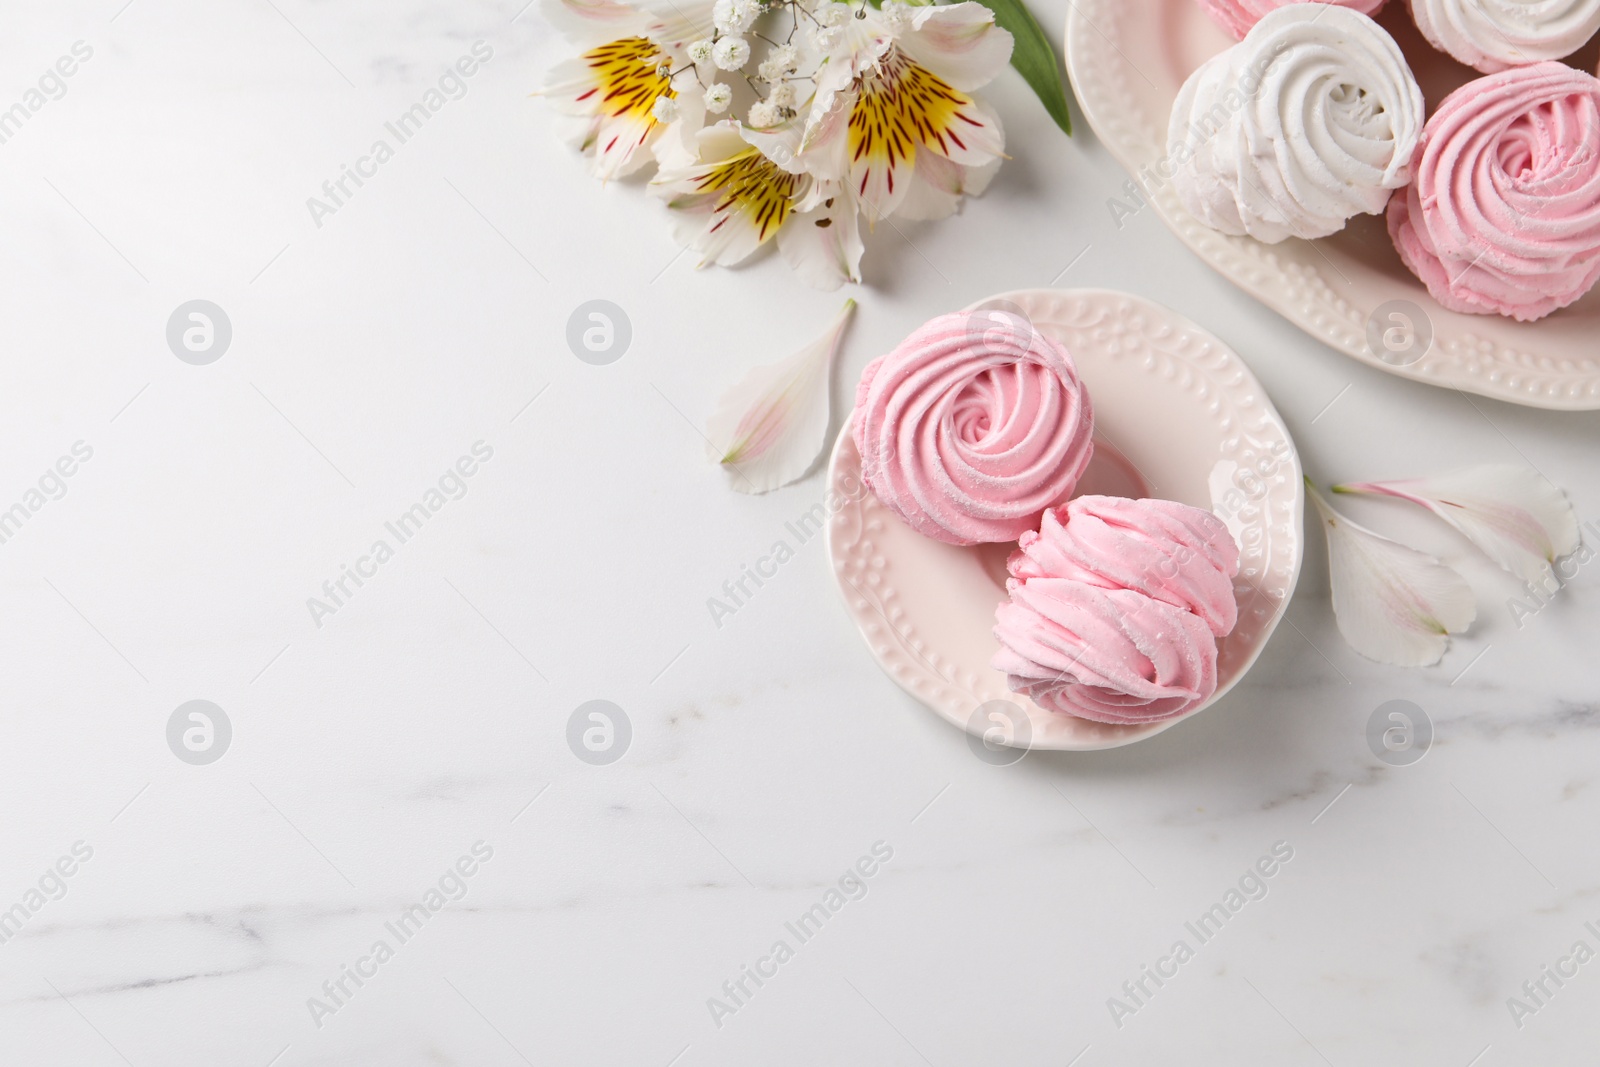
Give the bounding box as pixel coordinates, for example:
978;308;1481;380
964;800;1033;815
305;441;494;628
1106;841;1295;1028
306;841;493;1028
706;841;894;1029
305;42;493;228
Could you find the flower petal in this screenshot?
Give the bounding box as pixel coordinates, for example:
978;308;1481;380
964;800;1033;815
653;123;808;267
844;50;1004;221
902;2;1014;91
543;0;656;41
545;37;678;179
778;182;862;289
543;0;711;46
650;77;707;169
706;300;856;493
1308;482;1476;667
796;80;854;179
740;110;809;174
1334;465;1580;587
893;151;999;221
822;16;896;83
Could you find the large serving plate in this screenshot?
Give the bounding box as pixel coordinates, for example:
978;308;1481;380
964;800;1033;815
825;289;1304;751
1064;0;1600;410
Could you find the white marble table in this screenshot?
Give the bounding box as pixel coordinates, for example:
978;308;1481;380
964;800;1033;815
1;2;1596;1064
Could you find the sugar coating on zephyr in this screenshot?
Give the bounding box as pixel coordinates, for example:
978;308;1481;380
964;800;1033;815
1387;62;1600;322
852;310;1094;546
1168;5;1423;243
992;496;1241;726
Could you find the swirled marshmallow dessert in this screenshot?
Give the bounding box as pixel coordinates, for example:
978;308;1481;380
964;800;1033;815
1408;0;1600;73
1195;0;1389;41
1168;5;1424;243
992;497;1241;726
853;310;1094;546
1387;62;1600;321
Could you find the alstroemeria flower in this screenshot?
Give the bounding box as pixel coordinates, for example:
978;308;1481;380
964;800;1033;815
800;1;1012;222
1308;481;1476;667
1334;465;1581;588
542;0;711;179
706;299;855;493
651;119;864;289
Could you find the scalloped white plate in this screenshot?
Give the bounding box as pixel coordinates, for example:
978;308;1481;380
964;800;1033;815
826;289;1304;751
1064;0;1600;410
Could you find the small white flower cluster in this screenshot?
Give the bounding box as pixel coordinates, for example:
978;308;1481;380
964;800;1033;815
660;0;816;127
651;95;679;123
712;36;749;71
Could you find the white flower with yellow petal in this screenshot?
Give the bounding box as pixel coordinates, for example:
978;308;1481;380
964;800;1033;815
652;119;864;290
539;0;1078;288
542;0;713;180
799;1;1012;223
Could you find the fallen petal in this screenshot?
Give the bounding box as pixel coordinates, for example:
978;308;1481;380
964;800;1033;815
706;300;856;494
1334;464;1580;587
1308;480;1476;667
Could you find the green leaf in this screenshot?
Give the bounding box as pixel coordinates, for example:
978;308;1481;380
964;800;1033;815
972;0;1073;136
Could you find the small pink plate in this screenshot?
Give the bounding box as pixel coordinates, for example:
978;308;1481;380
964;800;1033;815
825;289;1304;750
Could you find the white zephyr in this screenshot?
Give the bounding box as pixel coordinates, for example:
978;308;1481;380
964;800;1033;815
706;299;855;494
1334;465;1580;587
1308;480;1476;667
